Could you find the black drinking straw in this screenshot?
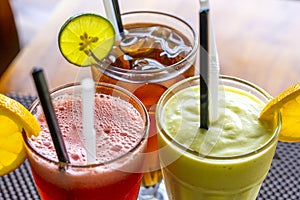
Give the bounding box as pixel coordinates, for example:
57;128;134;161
32;67;70;164
200;7;210;130
112;0;124;36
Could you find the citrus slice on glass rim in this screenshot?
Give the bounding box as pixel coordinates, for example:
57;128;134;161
58;13;115;67
0;94;40;176
259;83;300;142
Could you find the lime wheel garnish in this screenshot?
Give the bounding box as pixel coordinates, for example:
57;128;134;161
58;13;115;67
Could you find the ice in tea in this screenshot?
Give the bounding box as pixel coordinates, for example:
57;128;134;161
92;21;196;187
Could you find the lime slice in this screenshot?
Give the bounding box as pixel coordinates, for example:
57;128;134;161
58;13;115;67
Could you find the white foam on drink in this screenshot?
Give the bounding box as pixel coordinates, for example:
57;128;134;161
31;93;145;165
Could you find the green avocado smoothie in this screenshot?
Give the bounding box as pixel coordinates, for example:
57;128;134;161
156;76;281;200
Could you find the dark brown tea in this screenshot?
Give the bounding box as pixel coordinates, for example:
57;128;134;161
103;23;193;70
92;22;196;187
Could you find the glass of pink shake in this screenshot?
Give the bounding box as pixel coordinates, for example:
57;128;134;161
22;82;149;200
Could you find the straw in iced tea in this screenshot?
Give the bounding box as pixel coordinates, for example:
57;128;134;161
92;19;197;187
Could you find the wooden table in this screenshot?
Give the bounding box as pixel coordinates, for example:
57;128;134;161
1;0;300;97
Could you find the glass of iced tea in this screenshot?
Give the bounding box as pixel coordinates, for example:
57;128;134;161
91;11;198;199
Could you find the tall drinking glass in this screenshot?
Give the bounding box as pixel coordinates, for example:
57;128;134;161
91;11;198;199
156;76;281;199
23;82;149;200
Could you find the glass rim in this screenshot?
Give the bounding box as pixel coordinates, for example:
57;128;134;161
23;82;149;168
156;75;282;161
95;10;198;75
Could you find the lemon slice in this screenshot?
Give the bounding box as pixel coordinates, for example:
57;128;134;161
58;13;115;67
259;83;300;142
0;94;40;176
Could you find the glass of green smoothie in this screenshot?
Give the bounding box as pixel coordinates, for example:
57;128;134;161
156;75;281;199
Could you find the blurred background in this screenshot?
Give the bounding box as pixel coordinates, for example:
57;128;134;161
1;0;198;76
1;0;300;97
7;0;199;48
1;0;60;77
9;0;60;47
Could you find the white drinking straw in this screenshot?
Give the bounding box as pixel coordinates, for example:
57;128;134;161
209;25;220;122
81;78;96;164
200;0;220;122
103;0;123;40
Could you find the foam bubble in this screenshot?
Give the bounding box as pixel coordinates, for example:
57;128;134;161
31;93;145;165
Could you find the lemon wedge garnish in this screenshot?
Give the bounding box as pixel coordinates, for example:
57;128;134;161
259;83;300;142
0;94;40;176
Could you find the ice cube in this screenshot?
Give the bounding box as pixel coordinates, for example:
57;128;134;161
151;26;171;40
120;35;155;57
104;45;132;70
